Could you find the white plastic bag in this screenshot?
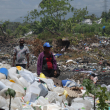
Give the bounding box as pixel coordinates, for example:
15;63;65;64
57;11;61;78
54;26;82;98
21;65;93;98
0;96;7;108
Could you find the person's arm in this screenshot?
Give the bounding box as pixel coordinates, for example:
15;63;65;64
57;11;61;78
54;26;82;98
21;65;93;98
52;54;57;76
13;48;17;67
26;53;29;68
37;54;42;76
26;47;30;68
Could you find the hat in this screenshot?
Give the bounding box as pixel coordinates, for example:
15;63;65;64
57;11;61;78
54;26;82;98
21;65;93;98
43;42;52;48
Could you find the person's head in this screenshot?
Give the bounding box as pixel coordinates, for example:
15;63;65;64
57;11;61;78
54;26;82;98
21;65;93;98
43;42;52;53
19;38;25;46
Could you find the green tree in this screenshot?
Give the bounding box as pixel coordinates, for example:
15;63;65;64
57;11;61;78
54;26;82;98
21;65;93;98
82;79;110;110
39;0;74;32
30;9;39;21
32;21;43;34
2;23;6;32
73;7;88;23
6;29;11;37
24;11;31;23
21;26;28;36
101;11;108;21
5;88;16;110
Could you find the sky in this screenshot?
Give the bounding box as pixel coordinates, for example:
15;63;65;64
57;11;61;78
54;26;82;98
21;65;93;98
0;0;110;22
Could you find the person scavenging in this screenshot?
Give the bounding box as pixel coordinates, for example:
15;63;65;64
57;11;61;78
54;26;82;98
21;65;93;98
13;38;30;69
37;42;60;77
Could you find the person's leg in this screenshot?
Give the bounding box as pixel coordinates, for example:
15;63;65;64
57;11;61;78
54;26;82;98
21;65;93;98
49;69;55;77
42;70;50;77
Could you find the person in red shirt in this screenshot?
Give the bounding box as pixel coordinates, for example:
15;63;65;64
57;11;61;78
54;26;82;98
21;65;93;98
37;42;58;77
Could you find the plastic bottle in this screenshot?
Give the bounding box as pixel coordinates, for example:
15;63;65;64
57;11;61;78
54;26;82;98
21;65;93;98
37;96;49;106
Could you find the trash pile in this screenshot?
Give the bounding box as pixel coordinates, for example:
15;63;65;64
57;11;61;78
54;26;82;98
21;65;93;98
0;64;96;110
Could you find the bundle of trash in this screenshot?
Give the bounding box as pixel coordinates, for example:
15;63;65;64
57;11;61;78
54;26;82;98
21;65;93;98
0;64;94;110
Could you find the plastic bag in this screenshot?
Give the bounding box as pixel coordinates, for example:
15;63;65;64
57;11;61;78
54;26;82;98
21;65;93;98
0;96;7;108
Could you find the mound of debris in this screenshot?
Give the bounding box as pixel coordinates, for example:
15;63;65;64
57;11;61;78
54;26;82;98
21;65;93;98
26;38;44;57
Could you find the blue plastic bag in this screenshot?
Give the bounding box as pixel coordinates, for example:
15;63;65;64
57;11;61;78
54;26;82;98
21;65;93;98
62;80;71;86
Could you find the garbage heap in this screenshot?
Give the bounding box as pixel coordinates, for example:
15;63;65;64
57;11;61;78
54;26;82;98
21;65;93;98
0;64;95;110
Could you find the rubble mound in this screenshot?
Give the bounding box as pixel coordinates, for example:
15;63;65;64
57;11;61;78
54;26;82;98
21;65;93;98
27;38;44;56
